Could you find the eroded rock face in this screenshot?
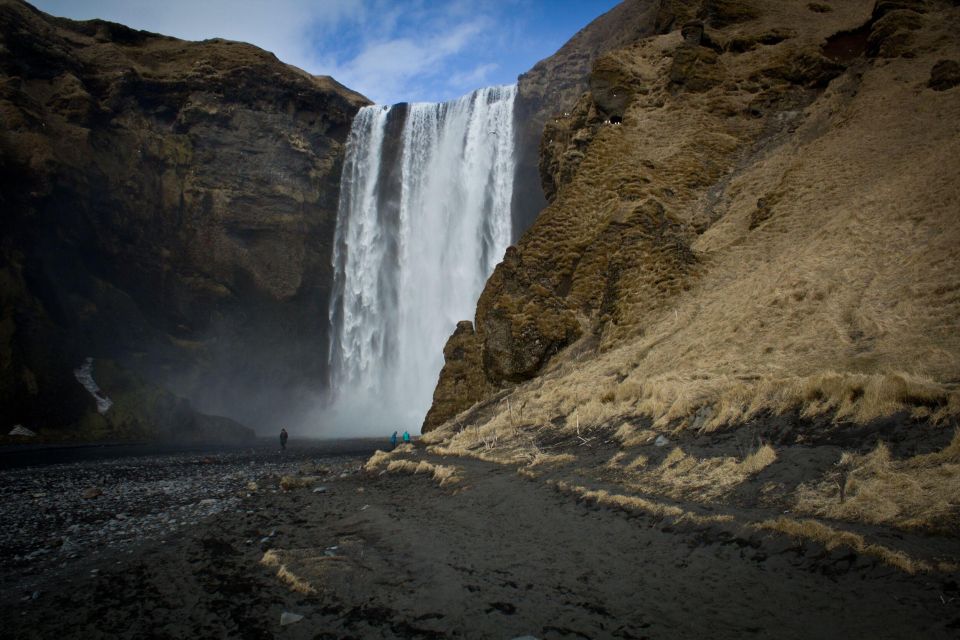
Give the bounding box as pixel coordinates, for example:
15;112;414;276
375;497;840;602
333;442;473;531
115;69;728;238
512;0;685;227
0;0;368;437
421;321;487;432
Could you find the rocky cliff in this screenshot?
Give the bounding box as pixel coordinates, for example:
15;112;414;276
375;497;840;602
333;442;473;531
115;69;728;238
0;0;367;440
426;0;960;435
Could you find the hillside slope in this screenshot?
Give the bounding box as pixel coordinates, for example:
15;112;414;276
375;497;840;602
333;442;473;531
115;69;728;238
425;0;960;544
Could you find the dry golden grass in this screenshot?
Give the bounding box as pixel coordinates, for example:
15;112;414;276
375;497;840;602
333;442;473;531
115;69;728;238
260;550;316;594
364;444;415;471
754;517;932;574
551;479;733;526
794;431;960;532
384;459;463;487
527;452;577;468
613;443;778;501
279;475;322;491
516;467;540;480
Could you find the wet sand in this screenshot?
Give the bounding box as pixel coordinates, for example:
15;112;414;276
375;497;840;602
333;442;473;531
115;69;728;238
2;442;959;639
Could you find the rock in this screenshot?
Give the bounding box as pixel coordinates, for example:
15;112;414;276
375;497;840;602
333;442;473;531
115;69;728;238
8;425;36;437
669;41;723;92
422;321;489;432
867;9;924;58
82;487;103;500
312;486;328;494
928;60;960;91
246;482;259;491
513;0;671;229
589;54;642;119
654;435;670;447
280;612;304;626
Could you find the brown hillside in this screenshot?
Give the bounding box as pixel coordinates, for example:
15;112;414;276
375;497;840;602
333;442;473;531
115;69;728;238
424;0;960;543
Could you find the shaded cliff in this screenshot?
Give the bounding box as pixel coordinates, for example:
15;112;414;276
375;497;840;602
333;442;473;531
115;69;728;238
0;0;368;440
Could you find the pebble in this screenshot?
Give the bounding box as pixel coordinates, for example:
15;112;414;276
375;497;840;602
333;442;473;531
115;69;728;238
280;611;304;626
0;448;363;583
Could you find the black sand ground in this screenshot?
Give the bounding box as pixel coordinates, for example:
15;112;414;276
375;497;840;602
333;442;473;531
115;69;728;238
2;443;959;639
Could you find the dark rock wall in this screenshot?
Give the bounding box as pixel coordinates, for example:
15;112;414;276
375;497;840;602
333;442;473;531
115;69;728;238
0;0;368;436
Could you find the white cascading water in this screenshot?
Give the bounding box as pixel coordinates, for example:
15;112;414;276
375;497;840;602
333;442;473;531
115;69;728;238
328;85;516;432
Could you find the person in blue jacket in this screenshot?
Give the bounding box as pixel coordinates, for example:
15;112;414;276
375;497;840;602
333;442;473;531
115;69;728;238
390;431;398;449
402;430;411;444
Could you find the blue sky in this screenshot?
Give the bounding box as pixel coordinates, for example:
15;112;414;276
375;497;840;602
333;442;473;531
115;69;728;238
32;1;620;104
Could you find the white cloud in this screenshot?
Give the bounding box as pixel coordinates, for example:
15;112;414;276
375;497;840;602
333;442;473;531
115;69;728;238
33;1;362;75
321;17;492;103
33;0;508;104
447;62;499;93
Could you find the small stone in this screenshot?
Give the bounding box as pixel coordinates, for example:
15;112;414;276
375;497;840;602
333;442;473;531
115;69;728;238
654;435;670;447
312;486;328;494
280;612;304;626
8;425;36;437
82;487;103;500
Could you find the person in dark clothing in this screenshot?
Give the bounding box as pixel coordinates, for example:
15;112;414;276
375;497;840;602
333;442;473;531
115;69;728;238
280;428;288;450
390;431;398;449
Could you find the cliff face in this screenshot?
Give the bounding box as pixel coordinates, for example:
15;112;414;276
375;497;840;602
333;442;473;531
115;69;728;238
511;0;668;234
425;0;960;433
0;0;367;439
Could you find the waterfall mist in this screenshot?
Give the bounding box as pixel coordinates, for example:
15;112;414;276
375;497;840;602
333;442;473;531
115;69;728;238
326;85;516;434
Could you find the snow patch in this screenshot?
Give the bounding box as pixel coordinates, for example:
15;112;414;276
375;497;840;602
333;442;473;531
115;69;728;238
73;357;113;414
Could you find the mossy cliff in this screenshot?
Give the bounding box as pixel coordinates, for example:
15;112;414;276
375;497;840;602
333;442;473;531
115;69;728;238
425;0;960;433
0;0;367;440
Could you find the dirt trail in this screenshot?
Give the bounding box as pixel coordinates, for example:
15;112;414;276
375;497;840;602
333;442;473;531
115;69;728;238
3;449;958;639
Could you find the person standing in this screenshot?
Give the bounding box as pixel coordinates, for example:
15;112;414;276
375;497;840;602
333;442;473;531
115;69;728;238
280;428;288;451
402;430;411;444
390;430;398;449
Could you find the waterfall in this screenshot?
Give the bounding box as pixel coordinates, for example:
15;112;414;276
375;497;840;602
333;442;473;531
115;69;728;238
328;85;516;432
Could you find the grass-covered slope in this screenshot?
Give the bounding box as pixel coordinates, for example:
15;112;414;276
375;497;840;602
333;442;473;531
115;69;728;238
424;0;960;544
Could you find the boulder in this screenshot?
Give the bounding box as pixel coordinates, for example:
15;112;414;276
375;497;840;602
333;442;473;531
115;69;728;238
928;60;960;91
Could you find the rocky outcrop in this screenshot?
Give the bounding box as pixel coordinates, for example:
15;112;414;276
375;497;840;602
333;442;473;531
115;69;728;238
421;321;487;432
512;0;671;229
426;0;960;432
0;0;367;440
